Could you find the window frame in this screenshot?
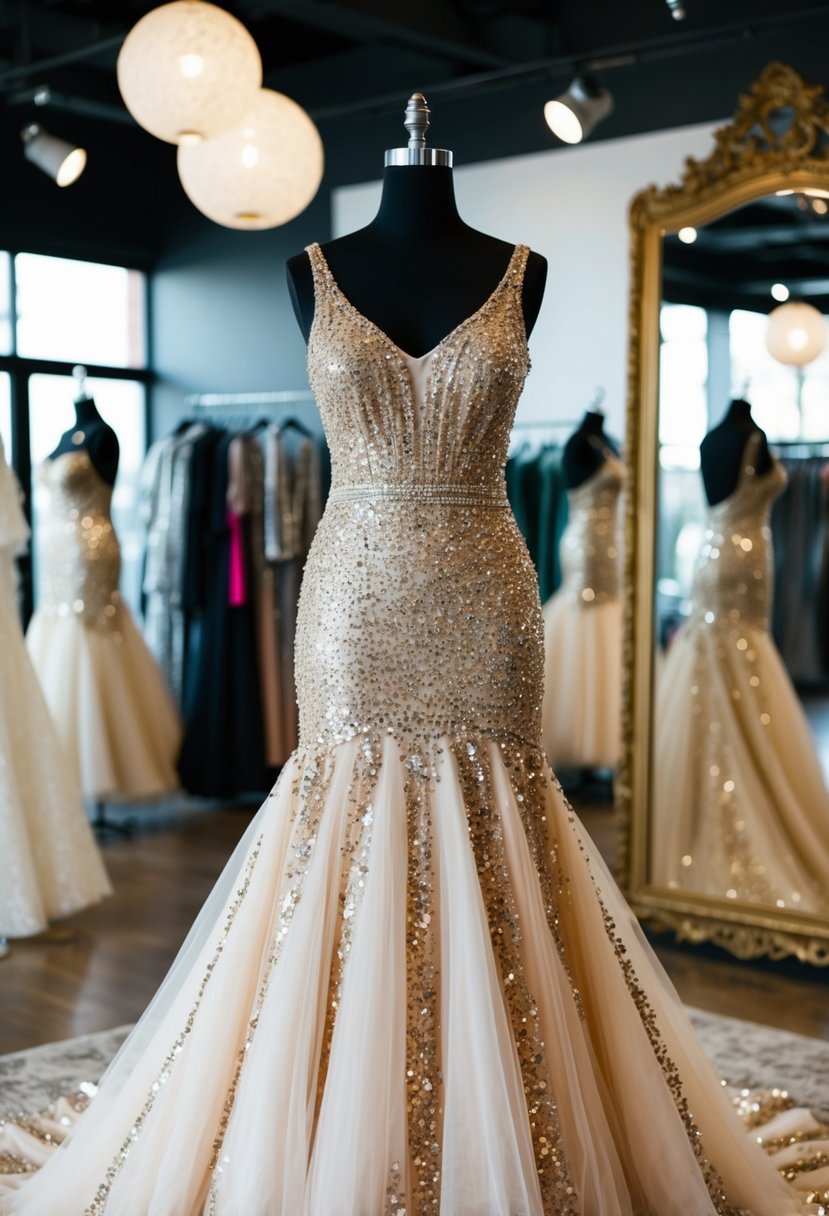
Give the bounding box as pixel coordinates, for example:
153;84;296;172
0;248;153;622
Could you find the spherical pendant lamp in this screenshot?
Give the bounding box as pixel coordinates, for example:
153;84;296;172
117;1;262;145
177;88;324;229
766;301;827;367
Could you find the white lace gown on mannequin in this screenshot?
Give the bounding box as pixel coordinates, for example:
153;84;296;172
25;451;181;802
541;451;624;768
0;439;111;939
653;434;829;912
1;248;820;1214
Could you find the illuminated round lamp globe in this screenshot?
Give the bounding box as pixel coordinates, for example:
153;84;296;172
117;0;262;145
177;89;324;230
765;300;828;367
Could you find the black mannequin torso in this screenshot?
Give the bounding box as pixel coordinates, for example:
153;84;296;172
286;166;547;355
562;410;620;490
49;399;120;486
699;399;772;507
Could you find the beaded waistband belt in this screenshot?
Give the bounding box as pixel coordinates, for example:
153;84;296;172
328;482;509;507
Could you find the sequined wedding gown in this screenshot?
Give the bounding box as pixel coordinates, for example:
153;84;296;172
541;449;624;768
0;440;110;938
1;247;812;1215
25;451;181;801
653;433;829;912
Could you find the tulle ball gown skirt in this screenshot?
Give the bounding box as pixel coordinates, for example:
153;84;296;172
1;493;806;1216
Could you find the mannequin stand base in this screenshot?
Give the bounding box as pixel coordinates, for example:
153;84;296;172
91;800;134;840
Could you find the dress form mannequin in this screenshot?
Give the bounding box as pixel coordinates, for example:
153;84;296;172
562;408;620;490
49;395;119;486
287;96;547;352
700;398;772;506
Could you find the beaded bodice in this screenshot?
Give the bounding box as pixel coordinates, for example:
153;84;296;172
295;241;544;753
558;450;624;605
691;433;787;632
36;451;122;631
305;242;530;493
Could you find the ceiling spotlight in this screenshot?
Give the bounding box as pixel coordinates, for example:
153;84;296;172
544;76;613;145
665;0;687;18
771;283;790;302
21;123;87;187
677;226;698;244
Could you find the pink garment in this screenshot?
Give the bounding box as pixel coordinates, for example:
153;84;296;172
227;511;247;607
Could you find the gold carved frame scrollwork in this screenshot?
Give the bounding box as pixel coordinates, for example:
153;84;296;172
619;62;829;965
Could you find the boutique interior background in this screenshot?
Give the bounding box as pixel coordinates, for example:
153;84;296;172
1;0;829;1053
622;60;829;966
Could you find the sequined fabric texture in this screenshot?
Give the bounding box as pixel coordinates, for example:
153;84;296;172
557;451;623;606
299;241;544;752
35;452;121;631
690;433;787;633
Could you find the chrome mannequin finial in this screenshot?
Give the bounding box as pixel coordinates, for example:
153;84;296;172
385;92;453;167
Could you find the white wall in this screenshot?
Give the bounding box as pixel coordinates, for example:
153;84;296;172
333;121;721;438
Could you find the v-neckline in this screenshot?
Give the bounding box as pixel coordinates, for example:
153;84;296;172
310;241;524;365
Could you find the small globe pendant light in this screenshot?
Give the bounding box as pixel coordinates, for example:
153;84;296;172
177;88;324;229
766;301;827;367
117;0;262;145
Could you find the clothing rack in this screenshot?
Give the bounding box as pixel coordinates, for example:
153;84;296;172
186;390;315;408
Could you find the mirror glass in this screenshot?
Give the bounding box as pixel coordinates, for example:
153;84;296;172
648;190;829;917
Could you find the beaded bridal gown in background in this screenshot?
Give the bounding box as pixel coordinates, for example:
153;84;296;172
25;449;181;802
0;246;815;1215
0;439;110;940
653;432;829;911
541;446;624;769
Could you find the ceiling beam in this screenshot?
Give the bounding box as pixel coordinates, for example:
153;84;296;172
249;0;510;68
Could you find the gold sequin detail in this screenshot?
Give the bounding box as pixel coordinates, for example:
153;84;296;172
35;451;122;631
83;834;265;1216
558;452;624;606
457;739;578;1215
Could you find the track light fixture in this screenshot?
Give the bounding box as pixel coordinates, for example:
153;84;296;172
544;76;613;145
21;123;87;186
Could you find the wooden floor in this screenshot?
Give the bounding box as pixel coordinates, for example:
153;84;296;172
1;796;827;1057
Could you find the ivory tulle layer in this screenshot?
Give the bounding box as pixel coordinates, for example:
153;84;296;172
652;622;829;913
0;595;111;938
25;605;182;802
0;733;810;1216
541;597;623;769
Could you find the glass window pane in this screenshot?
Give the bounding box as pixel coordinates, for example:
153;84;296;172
659;303;709;453
0;372;10;457
730;308;829;442
0;253;12;355
29;376;146;614
15;254;145;368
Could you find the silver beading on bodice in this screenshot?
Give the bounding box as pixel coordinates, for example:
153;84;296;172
36;451;122;631
558;452;624;606
296;242;544;752
690;434;787;633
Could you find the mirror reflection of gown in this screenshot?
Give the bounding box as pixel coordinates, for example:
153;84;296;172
541;450;624;768
25;450;181;801
653;433;829;911
0;442;111;938
2;247;811;1216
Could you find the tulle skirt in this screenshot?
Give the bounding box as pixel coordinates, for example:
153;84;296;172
26;604;182;802
652;621;829;913
0;732;810;1216
541;595;623;768
0;597;111;938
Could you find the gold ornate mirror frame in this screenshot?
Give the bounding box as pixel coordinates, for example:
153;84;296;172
620;62;829;965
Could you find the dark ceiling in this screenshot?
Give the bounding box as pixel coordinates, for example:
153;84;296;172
664;192;829;313
0;0;828;265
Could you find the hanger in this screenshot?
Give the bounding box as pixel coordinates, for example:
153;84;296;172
278;416;313;438
72;364;89;402
588;385;606;414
